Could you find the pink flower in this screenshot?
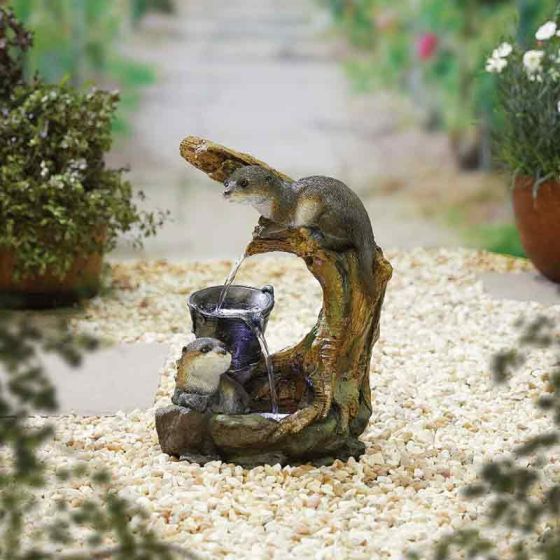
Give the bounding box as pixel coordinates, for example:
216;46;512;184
417;33;438;61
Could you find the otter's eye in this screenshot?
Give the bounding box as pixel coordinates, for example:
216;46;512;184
238;178;249;188
200;345;210;353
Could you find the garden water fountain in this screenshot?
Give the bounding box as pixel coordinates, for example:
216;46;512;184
155;136;393;466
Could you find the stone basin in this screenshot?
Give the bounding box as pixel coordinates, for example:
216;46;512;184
155;404;369;467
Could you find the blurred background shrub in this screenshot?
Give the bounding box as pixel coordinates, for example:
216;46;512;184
325;0;557;170
5;0;174;133
320;0;560;259
3;0;554;261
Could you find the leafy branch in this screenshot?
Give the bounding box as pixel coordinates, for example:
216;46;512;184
410;315;560;559
0;311;196;560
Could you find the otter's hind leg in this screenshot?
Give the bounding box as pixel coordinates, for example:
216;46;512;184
306;227;353;253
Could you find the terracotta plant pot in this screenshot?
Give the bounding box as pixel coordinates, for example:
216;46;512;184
512;177;560;283
0;250;103;308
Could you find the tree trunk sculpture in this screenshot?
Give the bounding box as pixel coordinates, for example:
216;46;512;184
159;137;392;466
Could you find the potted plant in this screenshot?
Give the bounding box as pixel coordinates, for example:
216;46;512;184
486;14;560;282
0;8;163;306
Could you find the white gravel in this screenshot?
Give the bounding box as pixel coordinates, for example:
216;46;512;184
28;249;560;558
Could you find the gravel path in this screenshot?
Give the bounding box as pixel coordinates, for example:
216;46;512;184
29;249;559;559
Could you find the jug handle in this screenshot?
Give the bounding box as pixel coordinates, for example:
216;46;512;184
261;285;274;297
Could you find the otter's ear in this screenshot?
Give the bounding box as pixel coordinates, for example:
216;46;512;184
222;161;243;179
265;174;274;183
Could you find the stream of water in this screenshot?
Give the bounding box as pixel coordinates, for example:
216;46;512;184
210;307;279;415
215;253;246;311
213;253;279;414
249;318;279;415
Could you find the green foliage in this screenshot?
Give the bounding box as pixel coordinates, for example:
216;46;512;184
0;83;162;278
0;312;194;559
0;6;32;99
130;0;175;25
323;0;558;140
410;316;560;559
470;222;526;258
0;8;164;278
107;57;157;135
343;59;378;93
443;202;525;259
327;0;376;49
9;0;120;84
490;23;560;182
8;0;158;136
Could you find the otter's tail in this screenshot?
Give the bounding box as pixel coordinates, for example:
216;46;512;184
358;243;376;297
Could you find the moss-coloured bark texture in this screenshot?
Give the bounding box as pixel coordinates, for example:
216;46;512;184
156;136;393;466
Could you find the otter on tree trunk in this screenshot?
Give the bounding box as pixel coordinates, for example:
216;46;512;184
164;136;393;466
223;166;377;297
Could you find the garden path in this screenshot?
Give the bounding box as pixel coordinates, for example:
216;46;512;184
109;0;461;260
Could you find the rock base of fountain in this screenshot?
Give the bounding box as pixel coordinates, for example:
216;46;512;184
155;400;370;467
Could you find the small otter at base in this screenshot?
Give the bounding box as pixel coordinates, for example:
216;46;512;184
173;338;249;415
224;166;376;294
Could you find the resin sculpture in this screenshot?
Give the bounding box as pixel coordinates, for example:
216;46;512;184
155;136;392;467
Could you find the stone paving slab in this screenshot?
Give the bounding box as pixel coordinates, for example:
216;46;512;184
48;343;169;415
480;271;560;306
0;343;169;416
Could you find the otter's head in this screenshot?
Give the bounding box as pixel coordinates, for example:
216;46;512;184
223;166;282;206
175;338;231;394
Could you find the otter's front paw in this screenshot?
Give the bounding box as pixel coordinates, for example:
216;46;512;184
253;223;267;238
172;389;210;412
305;227;325;244
253;218;286;239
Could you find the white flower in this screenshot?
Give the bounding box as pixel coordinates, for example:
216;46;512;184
40;161;49;179
493;42;513;58
523;49;545;74
557;100;560;113
486;56;508;73
536;21;557;41
486;42;513;74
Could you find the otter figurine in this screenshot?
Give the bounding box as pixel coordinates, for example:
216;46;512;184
173;338;249;415
223;166;376;294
